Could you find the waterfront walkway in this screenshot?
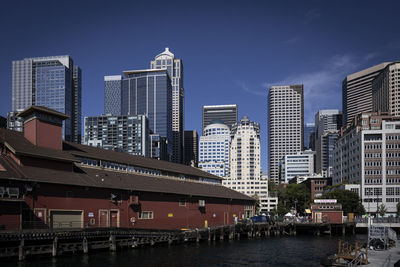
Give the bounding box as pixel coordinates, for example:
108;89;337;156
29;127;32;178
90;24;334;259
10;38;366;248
367;240;400;266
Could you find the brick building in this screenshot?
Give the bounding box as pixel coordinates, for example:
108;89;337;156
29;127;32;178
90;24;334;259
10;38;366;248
0;106;254;230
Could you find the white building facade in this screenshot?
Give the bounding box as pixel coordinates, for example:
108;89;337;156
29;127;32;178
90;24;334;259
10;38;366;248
332;112;400;215
268;85;304;183
198;120;230;177
223;117;277;213
279;150;315;183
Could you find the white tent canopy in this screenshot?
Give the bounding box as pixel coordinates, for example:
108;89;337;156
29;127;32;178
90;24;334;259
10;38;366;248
284;212;295;217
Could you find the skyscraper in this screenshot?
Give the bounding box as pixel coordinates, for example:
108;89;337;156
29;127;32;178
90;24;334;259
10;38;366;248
229;116;261;181
268;85;304;183
121;69;172;158
202;104;238;131
10;55;81;142
150;48;184;164
184;130;199;166
372;62;400;117
314;110;342;177
104;75;122;115
304;122;315;150
342;62;391;126
198;120;230;177
223;116;277;213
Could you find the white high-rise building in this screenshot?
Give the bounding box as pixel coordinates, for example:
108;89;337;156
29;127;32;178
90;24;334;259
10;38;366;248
332;112;400;215
279;150;315;183
223;117;277;213
198;120;230;177
150;48;184;164
268;85;304;183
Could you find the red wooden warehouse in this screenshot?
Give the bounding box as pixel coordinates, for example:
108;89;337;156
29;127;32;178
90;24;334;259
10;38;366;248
311;199;343;224
0;106;255;230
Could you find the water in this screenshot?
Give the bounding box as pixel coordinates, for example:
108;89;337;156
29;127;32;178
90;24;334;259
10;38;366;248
7;235;367;267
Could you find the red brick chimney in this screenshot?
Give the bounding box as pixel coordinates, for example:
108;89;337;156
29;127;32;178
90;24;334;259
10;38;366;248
18;106;69;150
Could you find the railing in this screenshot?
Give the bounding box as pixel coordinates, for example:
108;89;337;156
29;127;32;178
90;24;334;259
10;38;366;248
355;217;400;224
347;251;367;267
368;225;397;250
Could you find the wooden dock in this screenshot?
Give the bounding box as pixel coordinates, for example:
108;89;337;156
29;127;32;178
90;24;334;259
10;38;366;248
0;221;356;261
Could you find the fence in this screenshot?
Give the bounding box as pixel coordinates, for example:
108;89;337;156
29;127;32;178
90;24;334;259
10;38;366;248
368;225;397;250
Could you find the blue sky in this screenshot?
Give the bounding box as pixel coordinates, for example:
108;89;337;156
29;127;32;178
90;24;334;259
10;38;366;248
1;0;399;172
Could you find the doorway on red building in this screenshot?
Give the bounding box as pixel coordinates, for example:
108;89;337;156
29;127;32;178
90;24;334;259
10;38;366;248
224;212;229;225
109;210;119;227
99;210;109;227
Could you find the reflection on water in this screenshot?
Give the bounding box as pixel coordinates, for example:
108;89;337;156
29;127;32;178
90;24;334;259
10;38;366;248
10;234;367;267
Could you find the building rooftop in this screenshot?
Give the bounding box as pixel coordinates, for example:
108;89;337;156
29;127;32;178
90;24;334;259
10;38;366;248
0;128;253;201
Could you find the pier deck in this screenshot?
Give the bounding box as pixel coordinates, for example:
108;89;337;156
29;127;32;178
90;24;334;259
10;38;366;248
0;221;356;261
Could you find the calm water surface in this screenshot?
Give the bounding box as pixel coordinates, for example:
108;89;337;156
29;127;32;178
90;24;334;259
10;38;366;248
8;235;367;267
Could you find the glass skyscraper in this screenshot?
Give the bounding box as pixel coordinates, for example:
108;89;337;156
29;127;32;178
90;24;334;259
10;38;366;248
10;55;81;142
150;48;184;164
121;69;172;158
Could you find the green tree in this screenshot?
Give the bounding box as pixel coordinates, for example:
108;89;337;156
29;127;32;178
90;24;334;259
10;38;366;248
397;202;400;217
277;183;311;216
321;189;365;215
378;204;387;217
251;194;261;215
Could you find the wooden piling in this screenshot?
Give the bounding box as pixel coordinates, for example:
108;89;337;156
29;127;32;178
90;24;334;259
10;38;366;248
18;239;25;261
52;237;58;257
109;235;116;251
82;237;88;254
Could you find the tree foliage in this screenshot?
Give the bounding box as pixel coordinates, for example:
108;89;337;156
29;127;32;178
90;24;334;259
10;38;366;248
397;202;400;217
276;183;311;216
321;189;365;215
378;204;387;217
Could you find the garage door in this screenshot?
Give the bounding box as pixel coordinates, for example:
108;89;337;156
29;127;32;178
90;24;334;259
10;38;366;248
50;210;83;229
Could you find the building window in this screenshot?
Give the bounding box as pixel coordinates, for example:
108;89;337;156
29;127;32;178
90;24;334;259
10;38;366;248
139;211;153;219
179;198;186;206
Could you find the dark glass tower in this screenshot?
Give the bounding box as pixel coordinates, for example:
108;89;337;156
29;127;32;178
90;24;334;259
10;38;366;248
11;55;81;142
121;69;172;159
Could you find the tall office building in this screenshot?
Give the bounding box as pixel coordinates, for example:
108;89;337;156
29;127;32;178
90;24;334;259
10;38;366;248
121;69;172;158
10;55;81;142
202;104;238;131
342;62;391;126
304;122;315;150
150;48;184;164
104;75;122;115
223;117;277;213
198;120;230;177
314;110;342;177
229;116;261;181
372;62;400;117
184;130;199;166
84;114;150;157
268;85;304;183
332;112;400;215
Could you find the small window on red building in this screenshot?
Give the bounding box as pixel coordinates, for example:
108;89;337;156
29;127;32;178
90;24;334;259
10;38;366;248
179;198;186;206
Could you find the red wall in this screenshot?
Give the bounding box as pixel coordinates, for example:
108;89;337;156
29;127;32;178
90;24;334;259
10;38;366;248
0;202;21;230
18;183;252;230
312;211;343;224
24;119;62;150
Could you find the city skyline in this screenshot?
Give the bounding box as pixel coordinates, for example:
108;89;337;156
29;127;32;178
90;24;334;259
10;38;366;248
1;0;400;171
